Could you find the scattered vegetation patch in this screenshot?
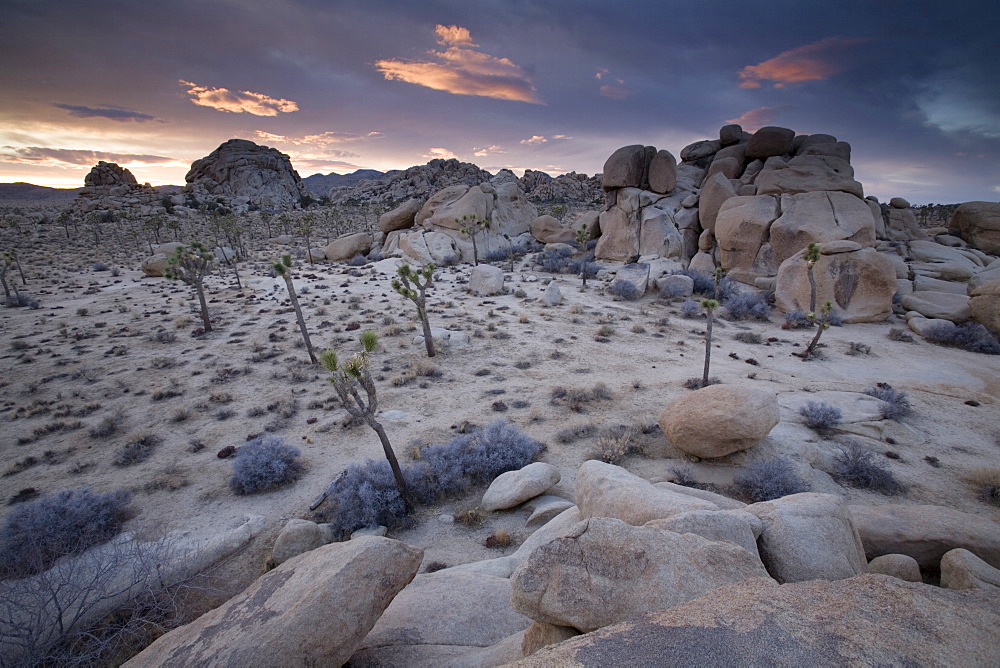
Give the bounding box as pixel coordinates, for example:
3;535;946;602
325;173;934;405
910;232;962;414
594;425;642;465
798;401;842;433
556;423;598;444
0;487;133;578
830;442;905;495
863;383;912;420
846;341;871;356
723;291;770;321
228;436;304;495
113;433;163;467
966;467;1000;506
923;321;1000;355
887;327;914;343
731;458;810;503
733;331;763;345
322;419;542;539
550;383;612;412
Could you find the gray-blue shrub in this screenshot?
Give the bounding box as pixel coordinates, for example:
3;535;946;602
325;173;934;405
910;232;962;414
680;298;700;318
732;458;810;503
798;401;842;431
324;419;542;539
609;281;643;301
0;487;132;577
723;291;771;321
863;383;912;420
674;269;716;295
923;321;1000;355
229;436;303;495
347;254;368;267
831;442;904;495
782;310;813;329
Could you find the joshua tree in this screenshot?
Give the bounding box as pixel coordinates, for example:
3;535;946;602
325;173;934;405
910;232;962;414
804;242;820;315
458;214;489;266
392;263;436;357
501;233;516;272
700;298;719;388
321;332;413;510
273;254;317;363
297;213;317;264
797;300;833;360
164;242;214;332
0;250;17;299
574;224;592;290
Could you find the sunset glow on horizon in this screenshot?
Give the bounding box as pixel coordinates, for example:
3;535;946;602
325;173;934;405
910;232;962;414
1;1;997;204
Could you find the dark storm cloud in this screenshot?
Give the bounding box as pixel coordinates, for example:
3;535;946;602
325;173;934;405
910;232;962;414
53;104;159;122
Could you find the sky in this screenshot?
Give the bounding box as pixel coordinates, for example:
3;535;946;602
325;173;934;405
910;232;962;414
1;0;998;204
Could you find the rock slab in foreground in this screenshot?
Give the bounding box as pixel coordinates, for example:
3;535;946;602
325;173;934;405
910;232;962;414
125;536;422;668
510;517;770;633
513;575;1000;667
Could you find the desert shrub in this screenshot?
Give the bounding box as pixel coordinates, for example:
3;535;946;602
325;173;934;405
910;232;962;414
89;412;124;439
923;321;1000;355
888;327;914;342
113;433;162;467
831;442;904;495
782;310;813;329
347;254;368;267
324;420;542;539
609;281;643;301
680;298;700;318
228;436;303;495
723;291;770;321
966;467;1000;506
0;487;132;578
733;331;763;344
798;401;842;432
92;262;109;272
594;425;641;465
827;310;843;327
732;458;810;503
483;247;512;263
673;269;716;295
846;341;871;356
863;383;912;420
660;281;691;299
5;294;41;309
555;423;598;443
566;256;600;279
540;253;573;274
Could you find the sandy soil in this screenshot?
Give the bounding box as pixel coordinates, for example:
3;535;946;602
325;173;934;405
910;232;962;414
2;231;999;588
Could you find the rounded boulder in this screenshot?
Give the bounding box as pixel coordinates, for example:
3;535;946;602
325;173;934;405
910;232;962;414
659;385;779;459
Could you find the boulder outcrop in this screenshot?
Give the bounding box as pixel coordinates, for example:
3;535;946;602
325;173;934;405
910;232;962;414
183;139;310;211
659;385;779;459
949;201;1000;254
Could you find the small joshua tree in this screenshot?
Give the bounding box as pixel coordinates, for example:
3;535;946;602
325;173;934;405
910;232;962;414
164;241;214;332
797;300;833;360
392;263;436;357
321;331;413;510
0;250;16;299
700;298;719;388
804;242;820;315
273;254;317;363
575;224;591;290
458;214;489;266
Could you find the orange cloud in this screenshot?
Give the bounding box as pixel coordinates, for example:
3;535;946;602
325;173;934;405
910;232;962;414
1;146;180;167
375;25;542;104
473;144;505;157
179;80;299;116
423;147;458;159
520;135;547;145
725;106;786;131
253;130;377;146
600;84;633;99
737;37;872;89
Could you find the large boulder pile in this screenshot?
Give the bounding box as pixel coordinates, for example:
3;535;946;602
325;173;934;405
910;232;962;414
382;173;537;264
67;161;166;217
328;158;492;204
518;169;603;204
182;139;310;211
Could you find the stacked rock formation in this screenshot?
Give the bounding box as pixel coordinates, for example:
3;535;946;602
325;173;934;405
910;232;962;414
68;161;165;216
181;139;310;211
517;170;603;204
328;158;493;204
378;171;538;265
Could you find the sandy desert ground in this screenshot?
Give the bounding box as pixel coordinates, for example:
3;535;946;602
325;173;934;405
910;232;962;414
1;221;998;596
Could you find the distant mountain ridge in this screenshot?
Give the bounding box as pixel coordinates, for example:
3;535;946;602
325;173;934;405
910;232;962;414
302;169;401;197
0;182;180;203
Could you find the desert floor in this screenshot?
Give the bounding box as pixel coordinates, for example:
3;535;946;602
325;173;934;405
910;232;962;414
2;237;998;589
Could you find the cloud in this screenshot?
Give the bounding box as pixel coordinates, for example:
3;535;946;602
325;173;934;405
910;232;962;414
520;135;547;145
53;104;158;122
917;68;1000;139
423;147;457;159
726;106;787;131
473;145;506;157
253;130;377;146
738;37;872;89
595;68;609;80
374;25;542;104
599;84;632;99
1;146;177;167
179;80;299;116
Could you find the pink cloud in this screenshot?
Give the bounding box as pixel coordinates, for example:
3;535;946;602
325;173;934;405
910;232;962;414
737;37;872;89
179;80;298;116
725;106;787;131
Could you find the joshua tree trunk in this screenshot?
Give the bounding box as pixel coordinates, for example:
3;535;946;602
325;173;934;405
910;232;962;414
807;265;817;314
372;421;413;511
417;303;435;357
702;307;714;388
283;274;316;363
194;281;212;332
